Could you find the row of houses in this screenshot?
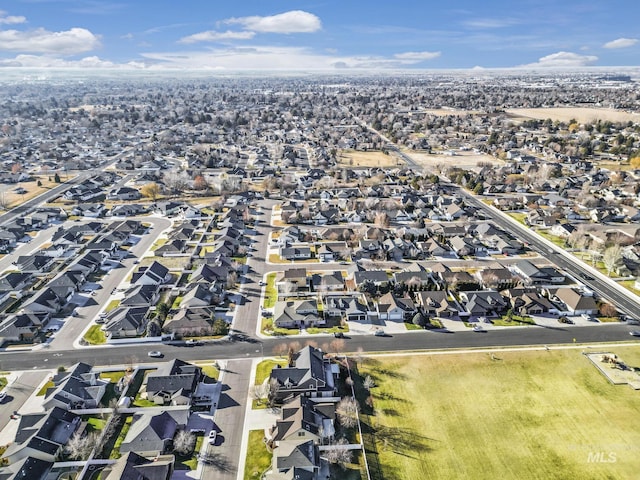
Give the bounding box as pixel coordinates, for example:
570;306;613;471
0;358;217;479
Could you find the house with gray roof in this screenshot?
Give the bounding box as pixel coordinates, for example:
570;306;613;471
268;346;336;402
2;407;80;464
102;306;149;339
273;300;323;329
145;359;202;406
102;452;174;480
120;410;188;457
42;362;108;410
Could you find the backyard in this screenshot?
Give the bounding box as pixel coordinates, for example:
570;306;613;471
357;348;640;480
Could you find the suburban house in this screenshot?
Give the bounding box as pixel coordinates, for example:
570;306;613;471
323;295;368;322
268;346;337;402
162;306;220;337
552;288;598;315
503;288;554;316
413;291;458;318
512;260;565;285
281;246;312;261
2;407;81;464
42;362;108;410
0;312;51;345
0;456;53;480
131;261;171;286
144;359;203;406
102;452;174;480
376;292;416;321
119;410;188;457
457;290;508;318
273;300;324;329
266;395;336;447
264;440;322;480
101;306;149;339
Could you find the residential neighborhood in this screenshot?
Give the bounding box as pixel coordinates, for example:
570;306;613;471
0;69;639;480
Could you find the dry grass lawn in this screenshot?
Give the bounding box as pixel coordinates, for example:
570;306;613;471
506;107;640;124
337;150;401;168
407;150;503;171
4;175;63;208
358;348;640;480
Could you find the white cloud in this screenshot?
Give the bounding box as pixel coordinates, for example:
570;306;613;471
0;11;26;25
0;27;100;54
121;33;134;40
521;51;598;68
603;38;638;49
394;51;441;62
0;54;139;68
225;10;321;34
463;18;519;29
178;30;255;44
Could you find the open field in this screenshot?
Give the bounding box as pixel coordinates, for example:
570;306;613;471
407;150;504;171
358;348;640;480
506;107;640;124
2;175;64;209
337;150;401;168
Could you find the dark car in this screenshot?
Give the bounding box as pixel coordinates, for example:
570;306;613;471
334;332;345;338
579;272;594;281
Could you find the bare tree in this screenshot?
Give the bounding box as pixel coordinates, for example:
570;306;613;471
323;437;352;468
363;375;375;390
336;397;359;428
603;245;622;276
66;431;99;460
173;429;196;455
267;377;281;407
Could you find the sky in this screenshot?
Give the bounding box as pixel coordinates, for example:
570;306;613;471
0;0;638;71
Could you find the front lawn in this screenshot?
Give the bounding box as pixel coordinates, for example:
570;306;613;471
263;273;277;308
254;359;288;386
83;325;106;345
358;348;640;480
244;430;271;480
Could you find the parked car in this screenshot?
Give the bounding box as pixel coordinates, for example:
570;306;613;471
185;339;200;346
629;331;640;337
472;324;485;332
0;392;6;402
373;329;385;336
259;281;266;286
208;430;217;445
147;351;163;358
558;316;574;324
334;332;345;338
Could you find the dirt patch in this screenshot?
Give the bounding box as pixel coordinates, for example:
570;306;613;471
404;150;504;172
337;150;401;168
506;107;640;124
3;175;64;208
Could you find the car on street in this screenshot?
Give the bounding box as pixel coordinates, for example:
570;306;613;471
259;281;266;286
334;332;345;338
208;430;217;445
185;339;200;346
579;272;594;281
0;392;6;402
147;351;163;358
373;329;385;336
629;331;640;337
472;324;485;332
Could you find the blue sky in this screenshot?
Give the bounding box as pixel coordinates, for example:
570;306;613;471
0;0;638;70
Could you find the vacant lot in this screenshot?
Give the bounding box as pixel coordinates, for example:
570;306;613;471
507;107;640;124
337;150;401;168
3;175;62;208
358;348;640;480
408;150;503;171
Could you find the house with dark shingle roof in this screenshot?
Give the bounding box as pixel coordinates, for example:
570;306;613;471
0;456;53;480
273;300;323;329
101;452;174;480
119;410;188;457
145;359;202;406
102;306;149;339
268;346;336;402
42;363;108;410
2;407;80;464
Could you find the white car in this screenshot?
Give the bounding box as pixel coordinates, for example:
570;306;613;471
472;325;486;332
0;391;6;402
147;351;163;358
208;430;217;445
373;329;385;336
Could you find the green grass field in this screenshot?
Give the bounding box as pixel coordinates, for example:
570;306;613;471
358;348;640;480
244;430;272;480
